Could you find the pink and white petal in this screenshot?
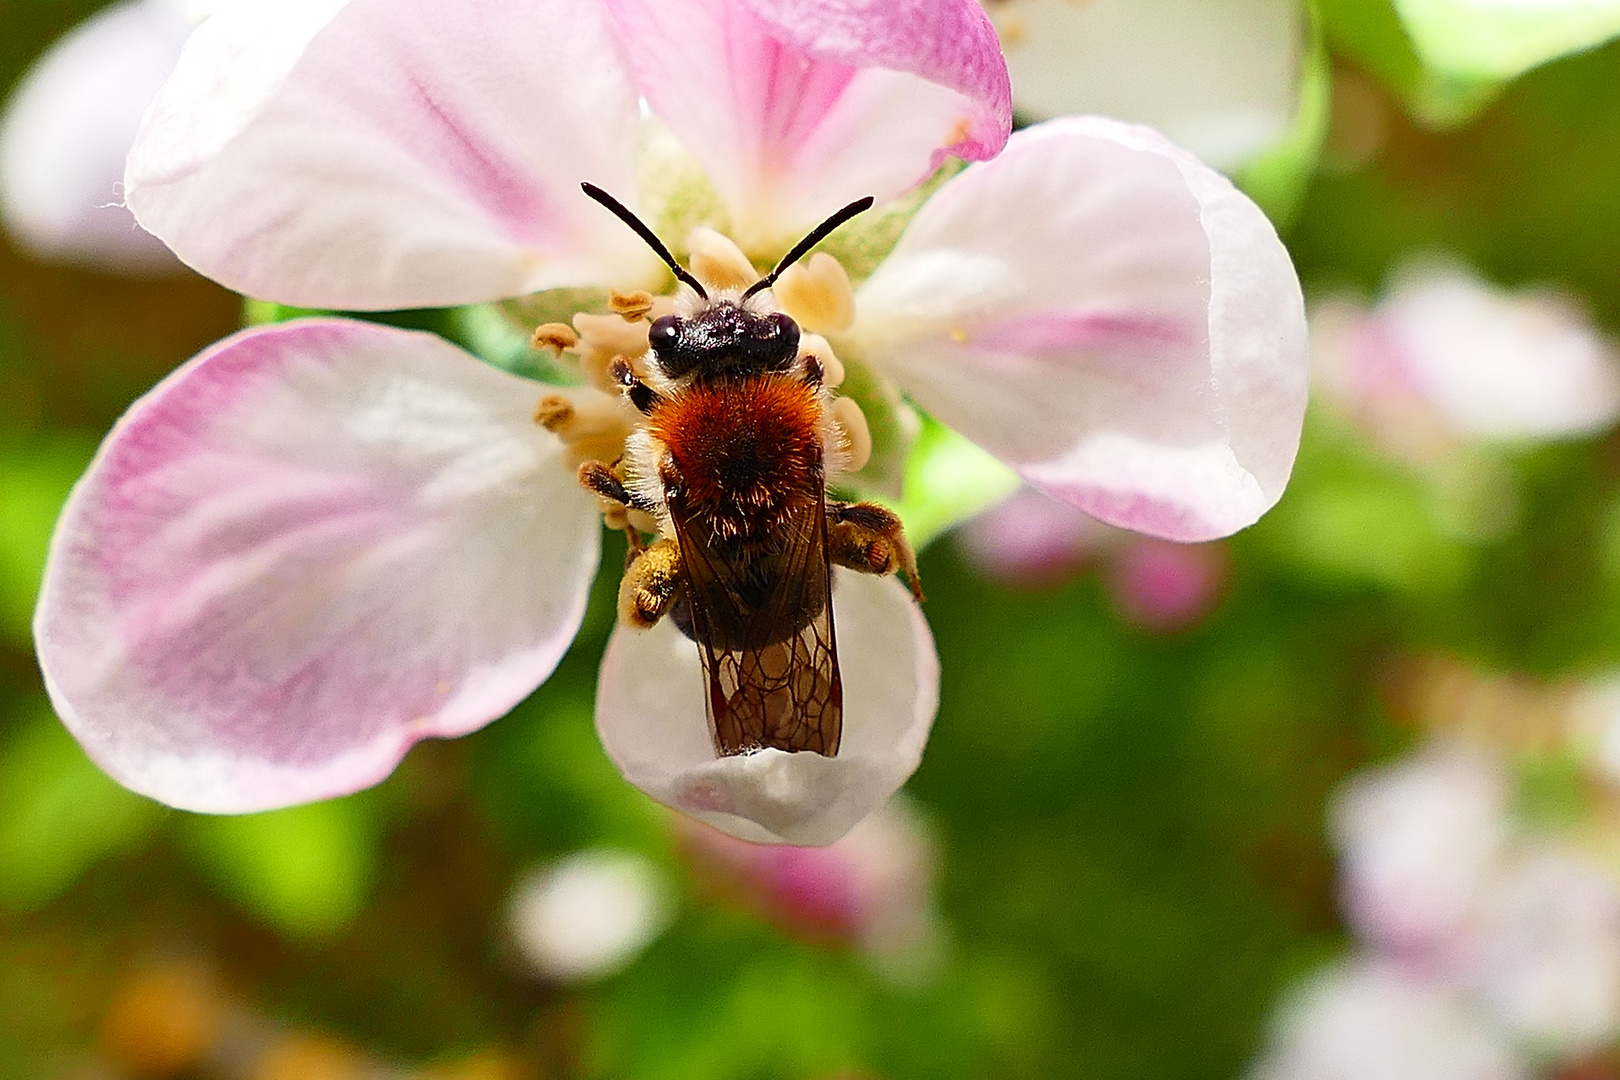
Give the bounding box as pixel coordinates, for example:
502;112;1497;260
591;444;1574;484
127;0;659;310
35;319;600;813
991;0;1303;171
1379;261;1620;441
853;117;1307;543
595;573;937;846
606;0;1010;249
0;0;190;273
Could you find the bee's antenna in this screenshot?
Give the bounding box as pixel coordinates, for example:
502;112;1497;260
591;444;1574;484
581;183;708;300
741;196;875;301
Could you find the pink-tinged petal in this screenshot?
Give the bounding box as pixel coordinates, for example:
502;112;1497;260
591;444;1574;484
595;573;937;846
989;0;1303;170
0;0;189;273
127;0;659;310
606;0;1010;248
35;319;600;812
1377;261;1620;441
853;117;1308;543
1250;957;1530;1080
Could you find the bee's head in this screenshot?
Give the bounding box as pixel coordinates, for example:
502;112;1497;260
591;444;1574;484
647;303;800;381
579;182;874;377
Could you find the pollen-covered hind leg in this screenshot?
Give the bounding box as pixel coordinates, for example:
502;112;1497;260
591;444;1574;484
618;537;683;629
827;501;924;602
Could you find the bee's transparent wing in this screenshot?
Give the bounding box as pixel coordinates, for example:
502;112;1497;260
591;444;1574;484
667;493;842;757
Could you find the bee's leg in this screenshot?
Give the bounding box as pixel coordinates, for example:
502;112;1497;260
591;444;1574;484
608;356;663;415
618;537;683;629
827;501;924;602
577;459;658;558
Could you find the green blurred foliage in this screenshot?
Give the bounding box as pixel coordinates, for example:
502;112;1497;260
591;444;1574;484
0;703;161;910
179;796;382;943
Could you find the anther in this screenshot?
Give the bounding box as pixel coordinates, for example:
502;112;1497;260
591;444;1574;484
533;394;575;430
609;289;655;321
531;322;579;353
772;253;856;335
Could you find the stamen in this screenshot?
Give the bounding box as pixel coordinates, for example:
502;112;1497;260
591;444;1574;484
773;253;856;335
534;391;638;468
830;396;873;473
573;312;652;393
686;227;759;293
531;322;579;353
609;290;655;321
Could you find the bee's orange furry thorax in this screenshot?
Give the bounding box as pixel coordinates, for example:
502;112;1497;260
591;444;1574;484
649;374;825;539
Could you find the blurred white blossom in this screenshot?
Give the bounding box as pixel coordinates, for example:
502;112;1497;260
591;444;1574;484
0;0;204;271
506;849;673;983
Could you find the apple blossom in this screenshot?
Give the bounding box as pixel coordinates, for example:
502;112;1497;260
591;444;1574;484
1312;258;1620;464
34;0;1307;844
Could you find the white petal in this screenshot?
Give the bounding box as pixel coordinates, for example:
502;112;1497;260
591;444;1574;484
0;0;189;272
36;319;601;812
855;117;1308;542
126;0;657;309
1249;956;1529;1080
606;0;1011;250
991;0;1304;170
595;572;937;846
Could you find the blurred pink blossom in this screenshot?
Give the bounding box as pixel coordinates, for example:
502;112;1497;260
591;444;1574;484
956;486;1229;630
1312;259;1620;464
678;797;938;967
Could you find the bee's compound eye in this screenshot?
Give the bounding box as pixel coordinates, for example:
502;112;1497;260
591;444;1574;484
767;311;800;352
648;314;681;353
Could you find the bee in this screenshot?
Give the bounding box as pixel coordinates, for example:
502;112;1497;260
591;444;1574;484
575;183;922;759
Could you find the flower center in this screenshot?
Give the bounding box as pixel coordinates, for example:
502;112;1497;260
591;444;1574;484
529;231;874;540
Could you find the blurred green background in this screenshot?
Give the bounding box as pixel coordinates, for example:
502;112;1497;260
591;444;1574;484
5;1;1620;1077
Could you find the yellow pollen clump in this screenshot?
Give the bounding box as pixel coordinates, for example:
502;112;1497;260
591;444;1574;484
773;252;856;335
830;396;873;473
609;289;655;321
531;322;578;353
686;227;759;293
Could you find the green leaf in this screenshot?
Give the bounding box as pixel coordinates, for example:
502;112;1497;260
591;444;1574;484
181;796;380;941
1394;0;1620;81
0;708;162;910
0;435;95;647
